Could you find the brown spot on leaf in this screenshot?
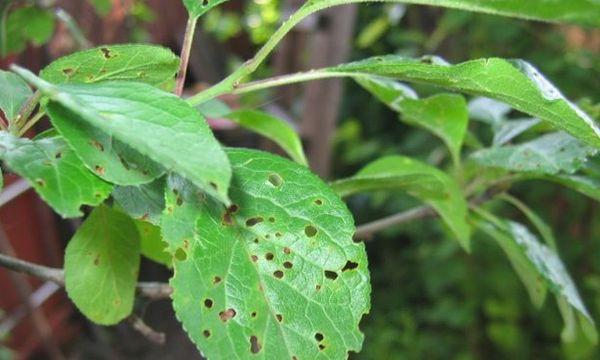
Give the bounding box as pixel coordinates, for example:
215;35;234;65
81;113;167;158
203;330;211;338
265;253;274;261
90;140;104;151
219;308;236;322
62;68;74;76
276;314;283;322
94;165;105;176
305;225;318;237
283;261;293;269
273;270;284;279
250;335;261;353
204;299;213;308
100;47;114;58
213;276;222;284
93;254;100;265
35;179;46;187
342;260;359;272
324;270;338;280
251;255;258;262
245;217;263;227
314;199;323;205
283;247;291;254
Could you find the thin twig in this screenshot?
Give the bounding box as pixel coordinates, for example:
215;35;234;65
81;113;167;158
0;253;172;299
175;17;198;96
127;315;166;345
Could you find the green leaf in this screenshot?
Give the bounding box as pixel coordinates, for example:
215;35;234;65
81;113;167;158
332;156;471;249
5;6;55;54
112;177;166;225
356;77;468;165
474;209;597;343
167;149;370;358
226;110;308;165
196;98;232;118
329;56;600;148
470;132;597;175
0;70;32;122
47;104;165;185
40;44;180;86
306;0;600;27
541;174;600;202
0;132;112;218
498;193;556;249
14;68;232;204
135;220;171;268
492;118;541;146
183;0;229;18
87;0;112;16
65;206;140;325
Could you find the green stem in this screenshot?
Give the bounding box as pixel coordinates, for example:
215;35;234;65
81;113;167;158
12;90;42;134
55;8;91;49
175;17;198;96
232;70;356;95
186;0;377;106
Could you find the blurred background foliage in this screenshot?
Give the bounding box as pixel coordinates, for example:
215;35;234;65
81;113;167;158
2;0;600;358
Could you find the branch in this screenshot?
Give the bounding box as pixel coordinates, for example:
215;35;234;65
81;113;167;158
0;253;172;299
127;315;166;345
175;17;198;96
355;190;503;240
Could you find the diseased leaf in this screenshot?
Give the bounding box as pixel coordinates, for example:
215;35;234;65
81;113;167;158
226;110;308;165
135;220;171;268
14;68;231;204
0;132;112;218
166;149;370;359
471;132;597;175
332;156;471;249
183;0;229;18
475;210;597;343
48;105;165;185
328;56;600;147
40;44;180;86
492;118;541;146
64;206;140;325
113;177;166;225
0;70;32;122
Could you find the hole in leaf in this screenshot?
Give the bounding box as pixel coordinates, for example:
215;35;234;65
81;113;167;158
315;333;324;342
176;196;183;206
174;248;187;261
305;225;318;237
319;344;325;351
342;260;359;272
35;179;46;187
204;299;213;308
62;68;74;76
275;232;282;237
273;270;284;279
100;47;115;59
209;182;218;190
228;204;239;213
246;217;264;227
276;314;283;322
202;0;209;6
283;247;291;254
253;238;259;244
213;276;222;284
265;253;274;261
314;199;323;205
324;271;338;280
250;335;261;354
251;311;257;318
315;284;321;291
203;330;211;338
267;173;283;187
283;261;293;269
54;152;62;159
219;308;236;322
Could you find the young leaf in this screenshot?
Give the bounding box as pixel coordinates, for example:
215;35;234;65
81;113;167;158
0;70;32;122
474;210;597;343
329;56;600;148
226;110;308;165
471;132;597;175
40;44;180;86
135;220;171;268
498;193;556;249
332;156;471;249
13;68;232;204
167;149;370;359
542;174;600;202
356;77;467;165
183;0;229;19
64;206;141;325
0;132;112;218
112;177;166;225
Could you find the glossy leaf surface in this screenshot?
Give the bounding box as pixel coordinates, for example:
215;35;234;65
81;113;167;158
329;56;600;148
15;69;231;204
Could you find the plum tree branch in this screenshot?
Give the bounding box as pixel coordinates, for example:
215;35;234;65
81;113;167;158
0;253;172;299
